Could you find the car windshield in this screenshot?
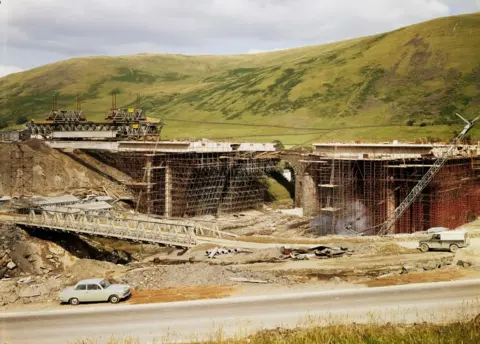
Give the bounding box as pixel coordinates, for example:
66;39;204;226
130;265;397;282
99;280;111;289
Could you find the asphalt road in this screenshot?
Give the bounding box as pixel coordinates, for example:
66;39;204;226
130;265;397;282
2;279;480;344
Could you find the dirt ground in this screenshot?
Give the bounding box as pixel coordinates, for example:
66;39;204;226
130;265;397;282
0;219;478;313
128;286;235;304
0;140;130;198
364;267;480;287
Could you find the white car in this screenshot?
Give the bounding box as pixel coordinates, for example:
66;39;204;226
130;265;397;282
59;278;131;305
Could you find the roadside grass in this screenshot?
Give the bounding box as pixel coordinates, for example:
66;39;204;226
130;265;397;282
214;320;480;344
75;316;480;344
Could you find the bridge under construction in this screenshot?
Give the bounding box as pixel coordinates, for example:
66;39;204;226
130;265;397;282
2;100;480;239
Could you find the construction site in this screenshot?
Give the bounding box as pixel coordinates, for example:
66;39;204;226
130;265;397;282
298;142;480;236
0;100;480;315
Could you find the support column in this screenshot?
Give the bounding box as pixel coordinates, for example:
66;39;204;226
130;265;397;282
294;172;303;208
165;164;172;217
302;173;320;217
387;187;395;219
386;186;396;234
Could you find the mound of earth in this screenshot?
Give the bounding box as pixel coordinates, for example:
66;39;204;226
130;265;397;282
0;139;128;197
359;242;418;256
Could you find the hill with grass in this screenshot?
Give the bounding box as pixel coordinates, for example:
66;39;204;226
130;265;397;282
1;12;479;145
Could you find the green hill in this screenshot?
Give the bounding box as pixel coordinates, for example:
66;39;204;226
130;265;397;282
1;12;479;145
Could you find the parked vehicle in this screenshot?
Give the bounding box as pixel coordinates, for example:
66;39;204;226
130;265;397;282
59;278;131;305
418;231;469;253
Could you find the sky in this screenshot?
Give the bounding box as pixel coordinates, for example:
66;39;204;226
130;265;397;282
0;0;479;77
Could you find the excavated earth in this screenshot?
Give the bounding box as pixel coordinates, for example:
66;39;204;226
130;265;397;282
0;140;130;198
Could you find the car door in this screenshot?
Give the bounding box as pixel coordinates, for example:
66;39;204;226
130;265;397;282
429;235;442;249
86;284;104;302
74;284;88;302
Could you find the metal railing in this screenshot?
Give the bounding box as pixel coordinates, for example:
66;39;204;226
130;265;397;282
18;209;198;247
13;208;238;247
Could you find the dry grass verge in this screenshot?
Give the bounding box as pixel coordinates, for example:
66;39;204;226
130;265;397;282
76;316;480;343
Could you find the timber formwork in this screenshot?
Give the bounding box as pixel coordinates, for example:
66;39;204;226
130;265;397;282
304;158;388;235
302;156;480;235
88;150;279;217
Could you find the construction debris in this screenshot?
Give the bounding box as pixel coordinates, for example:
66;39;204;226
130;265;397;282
280;245;352;260
228;277;268;284
206;247;253;259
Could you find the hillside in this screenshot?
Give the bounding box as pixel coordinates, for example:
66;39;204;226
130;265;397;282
1;12;479;144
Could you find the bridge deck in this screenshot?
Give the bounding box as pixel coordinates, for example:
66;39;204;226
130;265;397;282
17;210;200;248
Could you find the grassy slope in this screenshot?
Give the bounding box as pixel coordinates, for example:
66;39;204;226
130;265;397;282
1;12;479;145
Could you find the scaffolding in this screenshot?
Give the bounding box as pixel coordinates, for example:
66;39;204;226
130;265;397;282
88;150;279;218
390;158;480;233
305;157;388;235
302;154;480;235
8;144;34;197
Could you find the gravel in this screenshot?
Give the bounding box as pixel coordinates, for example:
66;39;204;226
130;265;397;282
117;262;288;289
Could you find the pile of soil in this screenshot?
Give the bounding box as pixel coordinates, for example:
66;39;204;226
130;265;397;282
0;224;77;278
65;259;126;284
0;140;129;197
358;242;417;256
453;246;480;267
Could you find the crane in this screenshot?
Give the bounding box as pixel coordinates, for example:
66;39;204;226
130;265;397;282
377;113;479;236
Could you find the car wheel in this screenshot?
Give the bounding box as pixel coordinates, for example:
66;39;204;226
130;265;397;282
69;298;80;306
109;295;120;304
420;243;429;252
449;244;459;253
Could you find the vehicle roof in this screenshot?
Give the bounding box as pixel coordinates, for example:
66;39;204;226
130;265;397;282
76;278;105;284
439;231;466;237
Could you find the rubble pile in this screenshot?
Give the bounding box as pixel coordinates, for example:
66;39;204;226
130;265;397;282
0;224;78;306
116;263;287;289
361;242;417;256
0;275;64;307
0;251;18;280
206;247;253;259
280;245;352;260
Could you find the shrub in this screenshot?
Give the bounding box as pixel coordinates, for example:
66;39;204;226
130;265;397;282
0;118;8;129
15;114;29;125
273;140;285;151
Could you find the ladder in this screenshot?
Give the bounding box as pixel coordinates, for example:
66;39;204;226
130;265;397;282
378;113;479;236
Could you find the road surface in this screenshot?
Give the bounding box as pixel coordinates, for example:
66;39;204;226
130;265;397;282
2;279;480;344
